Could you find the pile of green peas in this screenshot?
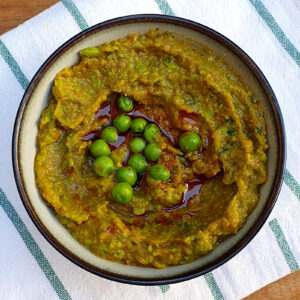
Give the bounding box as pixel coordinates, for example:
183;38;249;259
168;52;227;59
89;95;202;204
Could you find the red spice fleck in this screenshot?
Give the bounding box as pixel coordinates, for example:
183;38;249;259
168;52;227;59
106;223;117;235
72;193;80;201
66;167;74;175
171;213;183;221
156;214;172;226
123;220;132;230
133;218;144;227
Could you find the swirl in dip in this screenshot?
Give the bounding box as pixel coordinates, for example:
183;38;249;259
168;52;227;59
35;30;268;268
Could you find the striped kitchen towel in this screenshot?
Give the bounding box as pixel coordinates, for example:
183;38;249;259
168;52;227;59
0;0;299;299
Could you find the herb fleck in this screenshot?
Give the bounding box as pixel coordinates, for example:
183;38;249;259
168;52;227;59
178;156;186;164
249;96;256;103
218;147;230;154
200;64;208;70
227;129;235;136
227;118;234;125
232;94;238;102
256;127;262;135
183;95;195;105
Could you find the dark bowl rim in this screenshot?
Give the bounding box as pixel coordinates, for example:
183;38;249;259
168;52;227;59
12;14;286;286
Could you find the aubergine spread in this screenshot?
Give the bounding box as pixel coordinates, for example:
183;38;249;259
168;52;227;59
35;30;268;268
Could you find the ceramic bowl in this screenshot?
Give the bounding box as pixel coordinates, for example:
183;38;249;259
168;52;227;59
12;14;286;285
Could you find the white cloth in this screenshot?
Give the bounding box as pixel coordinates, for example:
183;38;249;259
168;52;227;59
0;0;299;299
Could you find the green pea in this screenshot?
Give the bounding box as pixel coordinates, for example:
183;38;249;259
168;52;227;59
115;167;137;186
93;156;114;177
179;132;202;153
113;115;131;132
90;139;111;157
118;96;133;112
144;124;161;142
144;143;162;162
130;137;146;153
101;126;118;143
128;154;147;173
150;164;170;181
112;182;133;204
80;47;100;57
131;118;147;133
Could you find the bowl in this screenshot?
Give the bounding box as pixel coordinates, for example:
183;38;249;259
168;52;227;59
12;14;286;285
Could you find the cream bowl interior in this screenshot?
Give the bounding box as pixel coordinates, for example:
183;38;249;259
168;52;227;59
16;17;283;282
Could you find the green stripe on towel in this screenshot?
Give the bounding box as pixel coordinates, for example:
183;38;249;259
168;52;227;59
154;0;175;16
284;170;300;202
61;0;89;31
249;1;300;202
0;37;71;299
0;40;29;90
160;285;170;293
204;273;224;300
249;0;300;201
249;0;300;68
0;188;72;300
269;218;299;272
